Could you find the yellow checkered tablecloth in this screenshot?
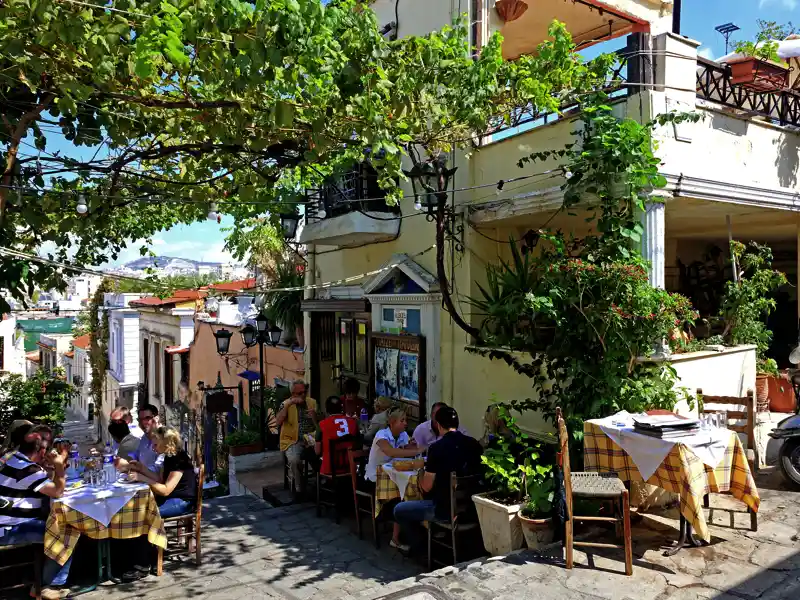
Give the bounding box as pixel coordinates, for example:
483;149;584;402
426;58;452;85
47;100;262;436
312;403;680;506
374;465;422;517
583;422;760;542
45;488;167;565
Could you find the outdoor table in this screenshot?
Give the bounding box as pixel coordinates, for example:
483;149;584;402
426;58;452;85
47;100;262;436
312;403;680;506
583;415;759;555
374;463;423;517
45;481;167;568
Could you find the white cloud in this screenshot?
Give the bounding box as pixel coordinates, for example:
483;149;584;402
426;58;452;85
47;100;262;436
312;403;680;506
759;0;798;9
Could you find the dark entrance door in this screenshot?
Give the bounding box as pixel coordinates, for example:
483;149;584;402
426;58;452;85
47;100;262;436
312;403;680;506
337;312;371;398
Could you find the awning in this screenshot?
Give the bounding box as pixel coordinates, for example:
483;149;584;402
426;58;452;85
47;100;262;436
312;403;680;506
165;344;190;354
499;0;649;60
63;351;75;359
238;370;261;382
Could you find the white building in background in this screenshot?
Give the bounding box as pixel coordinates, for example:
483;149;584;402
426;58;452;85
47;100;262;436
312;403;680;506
101;292;149;440
70;275;102;302
64;334;92;420
38;332;74;374
0;315;25;376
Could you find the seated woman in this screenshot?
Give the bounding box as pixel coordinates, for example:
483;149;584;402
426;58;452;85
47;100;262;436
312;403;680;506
363;396;393;446
365;408;420;483
130;427;197;518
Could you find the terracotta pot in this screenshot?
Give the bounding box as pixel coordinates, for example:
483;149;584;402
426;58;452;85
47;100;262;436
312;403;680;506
495;0;528;22
755;375;770;412
229;441;264;457
728;56;788;92
472;493;524;556
768;373;797;413
519;513;553;550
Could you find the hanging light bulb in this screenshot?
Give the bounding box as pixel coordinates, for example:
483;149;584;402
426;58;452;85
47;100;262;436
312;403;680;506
495;180;505;196
413;197;422;211
76;194;88;215
207;201;218;221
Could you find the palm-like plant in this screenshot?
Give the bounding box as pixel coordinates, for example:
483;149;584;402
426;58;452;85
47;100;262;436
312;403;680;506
266;259;304;336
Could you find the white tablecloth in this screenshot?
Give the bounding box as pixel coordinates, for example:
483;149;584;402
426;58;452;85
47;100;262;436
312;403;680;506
382;463;416;500
57;480;150;527
588;412;730;481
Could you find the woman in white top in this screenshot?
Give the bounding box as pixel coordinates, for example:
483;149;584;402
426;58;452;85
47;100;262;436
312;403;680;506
365;408;419;482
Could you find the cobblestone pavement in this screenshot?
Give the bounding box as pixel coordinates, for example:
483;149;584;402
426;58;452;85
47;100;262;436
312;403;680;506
56;411;800;600
365;468;800;600
80;495;421;600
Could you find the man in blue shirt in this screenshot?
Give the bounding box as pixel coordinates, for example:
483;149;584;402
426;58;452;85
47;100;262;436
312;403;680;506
115;404;164;480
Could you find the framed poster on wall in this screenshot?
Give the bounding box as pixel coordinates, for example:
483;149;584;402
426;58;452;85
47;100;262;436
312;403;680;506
371;333;426;424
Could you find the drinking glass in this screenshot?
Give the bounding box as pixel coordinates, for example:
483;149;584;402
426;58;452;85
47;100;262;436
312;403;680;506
719;410;728;429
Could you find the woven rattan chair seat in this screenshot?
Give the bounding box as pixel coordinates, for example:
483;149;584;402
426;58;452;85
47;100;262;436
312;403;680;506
571;472;626;498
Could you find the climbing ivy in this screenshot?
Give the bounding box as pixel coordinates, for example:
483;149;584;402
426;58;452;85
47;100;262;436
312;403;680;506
469;96;701;438
88;279;114;416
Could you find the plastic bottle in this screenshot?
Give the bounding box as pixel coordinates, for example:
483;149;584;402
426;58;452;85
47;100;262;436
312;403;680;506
102;442;115;484
103;441;113;464
70;442;80;464
359;408;369;423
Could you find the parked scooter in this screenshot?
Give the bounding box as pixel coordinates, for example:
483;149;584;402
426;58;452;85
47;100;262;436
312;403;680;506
768;342;800;489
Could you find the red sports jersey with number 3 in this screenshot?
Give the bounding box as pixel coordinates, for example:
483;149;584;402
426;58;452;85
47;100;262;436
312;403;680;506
318;415;358;475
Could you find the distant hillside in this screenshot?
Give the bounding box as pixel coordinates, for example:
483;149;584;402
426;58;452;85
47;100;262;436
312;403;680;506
123;256;222;270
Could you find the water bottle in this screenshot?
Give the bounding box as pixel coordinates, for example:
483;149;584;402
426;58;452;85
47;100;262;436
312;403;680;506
359;408;369;433
70;442;80;466
103;442;113;464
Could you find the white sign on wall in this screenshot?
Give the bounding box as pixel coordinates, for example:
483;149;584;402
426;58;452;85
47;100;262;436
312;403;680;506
394;309;407;330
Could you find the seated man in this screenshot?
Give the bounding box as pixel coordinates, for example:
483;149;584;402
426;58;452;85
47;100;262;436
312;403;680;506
108;408;140;462
114;404;164;481
0;426;72;600
315;396;358;476
276;379;318;497
110;405;144;452
341;377;365;418
411;402;469;451
392;407;483;551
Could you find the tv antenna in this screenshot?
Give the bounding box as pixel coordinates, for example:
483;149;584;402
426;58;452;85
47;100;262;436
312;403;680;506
715;23;740;55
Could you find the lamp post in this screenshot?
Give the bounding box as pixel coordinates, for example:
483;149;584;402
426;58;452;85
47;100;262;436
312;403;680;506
213;313;281;447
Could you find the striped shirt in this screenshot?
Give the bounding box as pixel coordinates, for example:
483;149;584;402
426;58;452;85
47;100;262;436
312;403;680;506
0;451;50;526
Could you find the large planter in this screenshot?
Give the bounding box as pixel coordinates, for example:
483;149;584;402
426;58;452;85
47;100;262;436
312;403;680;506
229;441;264;457
728;56;789;92
472;493;524;556
769;373;797;413
519;513;553;550
755;375;770;412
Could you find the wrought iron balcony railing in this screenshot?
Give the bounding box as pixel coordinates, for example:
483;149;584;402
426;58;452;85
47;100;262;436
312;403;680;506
305;163;400;222
696;56;800;128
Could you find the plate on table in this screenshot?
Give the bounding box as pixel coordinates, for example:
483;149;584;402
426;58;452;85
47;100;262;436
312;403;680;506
117;473;134;483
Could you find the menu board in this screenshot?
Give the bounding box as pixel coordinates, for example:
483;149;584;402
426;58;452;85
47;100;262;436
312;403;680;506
371;333;426;424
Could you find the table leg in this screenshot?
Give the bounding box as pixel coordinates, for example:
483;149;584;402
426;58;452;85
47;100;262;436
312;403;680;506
663;515;707;556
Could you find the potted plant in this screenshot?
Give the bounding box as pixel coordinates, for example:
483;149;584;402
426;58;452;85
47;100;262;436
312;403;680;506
719;241;787;412
473;407;551;555
518;466;555;550
266;260;304;347
729;23;790;92
224;429;263;456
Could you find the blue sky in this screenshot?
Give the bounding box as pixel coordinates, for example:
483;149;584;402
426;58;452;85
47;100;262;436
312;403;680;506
682;0;798;60
31;1;798;267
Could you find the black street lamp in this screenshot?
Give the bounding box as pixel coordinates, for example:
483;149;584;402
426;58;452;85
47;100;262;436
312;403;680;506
214;313;282;447
279;213;300;240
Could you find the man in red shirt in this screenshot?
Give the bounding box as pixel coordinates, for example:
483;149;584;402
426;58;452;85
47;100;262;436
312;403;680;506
315;396;358;476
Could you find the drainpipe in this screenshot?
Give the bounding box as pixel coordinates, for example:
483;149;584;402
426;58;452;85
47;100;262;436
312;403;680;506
304;244;315;386
672;0;682;35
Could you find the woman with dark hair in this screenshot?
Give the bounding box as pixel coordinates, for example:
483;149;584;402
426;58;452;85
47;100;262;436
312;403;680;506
341;377;365;418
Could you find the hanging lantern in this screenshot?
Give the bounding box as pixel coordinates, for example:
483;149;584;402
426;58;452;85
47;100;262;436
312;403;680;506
495;0;528;23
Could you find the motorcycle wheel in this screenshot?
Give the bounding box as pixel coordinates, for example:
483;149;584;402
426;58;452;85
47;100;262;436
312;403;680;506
778;438;800;490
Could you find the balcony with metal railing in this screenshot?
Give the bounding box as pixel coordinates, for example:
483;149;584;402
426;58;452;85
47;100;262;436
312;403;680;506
696;56;800;128
299;163;401;248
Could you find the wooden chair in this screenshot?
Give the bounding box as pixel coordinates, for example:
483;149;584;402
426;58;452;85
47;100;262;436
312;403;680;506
317;434;360;522
697;389;758;532
557;407;633;576
157;464;205;576
347;448;379;548
0;543;42;599
427;472;484;571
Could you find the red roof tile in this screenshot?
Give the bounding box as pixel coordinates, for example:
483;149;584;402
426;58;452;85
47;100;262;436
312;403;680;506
129;290;206;307
208;278;257;292
72;334;91;350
